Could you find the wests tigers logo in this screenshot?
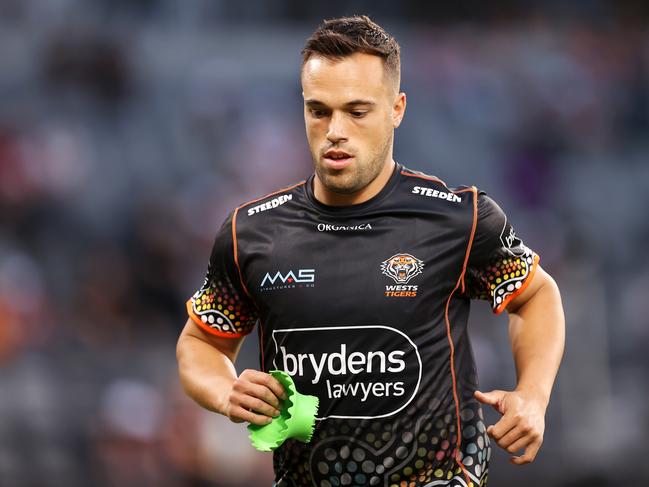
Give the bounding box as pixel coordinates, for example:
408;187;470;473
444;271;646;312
381;253;424;284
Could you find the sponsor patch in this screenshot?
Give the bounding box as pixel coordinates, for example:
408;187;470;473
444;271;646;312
499;218;526;257
317;223;372;232
260;269;315;291
381;253;424;297
272;325;422;419
412;185;461;203
247;194;292;216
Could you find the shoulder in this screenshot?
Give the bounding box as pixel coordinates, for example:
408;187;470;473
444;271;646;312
229;180;307;239
397;165;478;208
233;180;306;219
474;190;507;230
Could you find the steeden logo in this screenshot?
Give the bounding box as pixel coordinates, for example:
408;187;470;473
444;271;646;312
260;269;315;291
247;194;292;216
411;185;462;203
381;253;424;298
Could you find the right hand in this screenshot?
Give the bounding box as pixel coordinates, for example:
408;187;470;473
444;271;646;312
224;369;288;425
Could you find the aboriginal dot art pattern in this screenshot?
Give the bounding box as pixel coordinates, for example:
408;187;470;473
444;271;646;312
189;266;257;335
466;248;538;313
273;392;490;487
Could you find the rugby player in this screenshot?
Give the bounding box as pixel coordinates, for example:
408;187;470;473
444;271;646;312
176;15;565;487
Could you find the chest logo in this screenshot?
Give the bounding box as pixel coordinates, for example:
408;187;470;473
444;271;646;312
260;268;315;291
381;253;424;284
381;253;424;298
272;325;422;420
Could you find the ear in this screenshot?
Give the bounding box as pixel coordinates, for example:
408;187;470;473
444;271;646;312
392;92;407;128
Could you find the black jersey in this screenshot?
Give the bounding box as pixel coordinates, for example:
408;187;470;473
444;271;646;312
186;163;539;487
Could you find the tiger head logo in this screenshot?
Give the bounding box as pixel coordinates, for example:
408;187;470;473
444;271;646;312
381;253;424;284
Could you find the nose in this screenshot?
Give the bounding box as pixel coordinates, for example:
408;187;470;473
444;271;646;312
326;111;348;144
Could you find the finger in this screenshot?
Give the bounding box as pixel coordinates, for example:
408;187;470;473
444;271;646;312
258;374;288;401
238;381;283;409
474;390;502;407
241;370;288;401
502;431;532;454
498;425;527;450
250;384;280;409
488;413;519;440
229;406;273;426
237;394;281;418
510;440;542;465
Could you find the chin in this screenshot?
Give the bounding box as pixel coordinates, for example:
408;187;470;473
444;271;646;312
320;173;364;195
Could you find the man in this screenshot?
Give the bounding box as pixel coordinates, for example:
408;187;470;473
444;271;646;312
176;15;564;487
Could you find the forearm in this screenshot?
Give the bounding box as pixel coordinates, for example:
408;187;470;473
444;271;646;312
176;333;239;415
508;274;565;407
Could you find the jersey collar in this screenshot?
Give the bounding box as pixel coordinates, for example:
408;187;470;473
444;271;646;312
304;162;402;217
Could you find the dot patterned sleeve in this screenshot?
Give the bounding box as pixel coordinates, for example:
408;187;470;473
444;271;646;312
463;192;539;314
186;212;259;337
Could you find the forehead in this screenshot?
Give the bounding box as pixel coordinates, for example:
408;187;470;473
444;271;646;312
301;53;388;103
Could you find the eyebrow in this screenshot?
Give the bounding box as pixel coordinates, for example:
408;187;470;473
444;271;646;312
305;99;376;107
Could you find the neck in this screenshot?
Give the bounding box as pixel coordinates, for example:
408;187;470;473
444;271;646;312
314;159;396;206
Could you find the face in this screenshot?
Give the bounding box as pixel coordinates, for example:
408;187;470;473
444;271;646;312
301;53;406;195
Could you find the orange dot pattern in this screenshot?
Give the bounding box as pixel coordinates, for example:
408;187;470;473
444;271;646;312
466;247;536;312
190;270;257;335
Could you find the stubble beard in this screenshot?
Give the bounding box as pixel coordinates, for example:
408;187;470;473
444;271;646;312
313;133;393;195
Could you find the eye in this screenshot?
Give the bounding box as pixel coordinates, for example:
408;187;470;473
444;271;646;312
309;108;328;118
350;111;367;118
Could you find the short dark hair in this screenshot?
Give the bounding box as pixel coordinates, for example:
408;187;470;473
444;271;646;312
302;15;401;89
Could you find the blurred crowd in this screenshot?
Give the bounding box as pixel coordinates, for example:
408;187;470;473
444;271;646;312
1;1;648;486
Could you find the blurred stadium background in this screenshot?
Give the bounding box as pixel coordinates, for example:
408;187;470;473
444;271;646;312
1;1;648;486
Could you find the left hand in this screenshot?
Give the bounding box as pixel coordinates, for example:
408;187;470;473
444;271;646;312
474;389;546;465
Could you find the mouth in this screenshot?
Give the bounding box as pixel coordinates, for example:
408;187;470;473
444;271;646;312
322;149;354;170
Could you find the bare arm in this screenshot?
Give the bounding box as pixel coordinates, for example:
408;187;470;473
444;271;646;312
475;265;565;464
508;266;565;409
176;318;286;425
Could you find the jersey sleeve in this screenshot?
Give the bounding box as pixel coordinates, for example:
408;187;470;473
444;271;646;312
186;212;259;337
463;191;540;314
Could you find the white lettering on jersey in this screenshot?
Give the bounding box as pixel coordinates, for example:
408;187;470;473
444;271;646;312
272;325;422;420
411;186;462;203
247;194;292;216
317;223;372;232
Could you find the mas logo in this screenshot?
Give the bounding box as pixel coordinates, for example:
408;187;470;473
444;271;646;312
381;253;424;298
260;268;315;291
